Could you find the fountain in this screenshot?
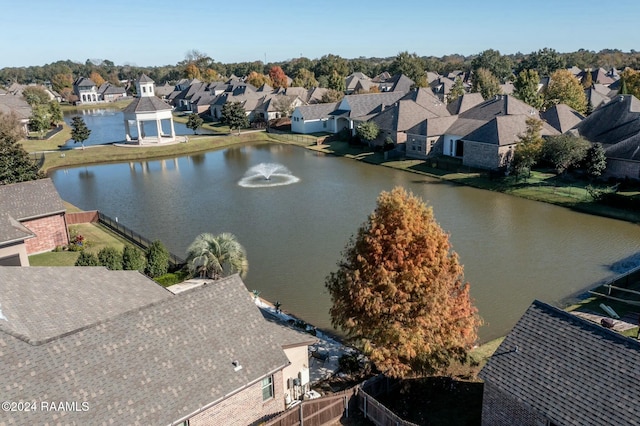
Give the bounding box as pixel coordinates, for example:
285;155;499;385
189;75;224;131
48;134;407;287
238;163;300;188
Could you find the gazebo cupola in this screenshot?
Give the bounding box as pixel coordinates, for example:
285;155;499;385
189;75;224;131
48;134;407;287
136;74;155;97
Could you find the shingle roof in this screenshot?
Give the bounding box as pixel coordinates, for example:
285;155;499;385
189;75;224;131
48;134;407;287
479;300;640;426
0;212;34;245
573;95;640;145
401;88;450;117
0;267;172;344
295;102;339;120
0;93;32;120
0;178;65;221
541;104;584;133
0;273;293;425
137;74;154;83
446;93;484;115
122;96;172;113
341;91;407;119
371;100;439;132
463;115;558;146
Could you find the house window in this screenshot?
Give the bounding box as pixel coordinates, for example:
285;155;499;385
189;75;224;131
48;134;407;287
142;86;146;93
261;375;274;401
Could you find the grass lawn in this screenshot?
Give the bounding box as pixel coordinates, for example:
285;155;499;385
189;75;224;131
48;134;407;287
60;99;133;112
28;223;131;266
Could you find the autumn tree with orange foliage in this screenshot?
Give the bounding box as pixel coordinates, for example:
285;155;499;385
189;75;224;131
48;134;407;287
246;71;272;88
89;71;105;87
326;187;481;378
268;66;288;89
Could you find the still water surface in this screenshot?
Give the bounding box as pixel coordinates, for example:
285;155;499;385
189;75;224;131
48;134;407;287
62;109;211;148
50;143;640;341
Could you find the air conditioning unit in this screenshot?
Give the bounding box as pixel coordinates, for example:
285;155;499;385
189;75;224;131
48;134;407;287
299;368;310;386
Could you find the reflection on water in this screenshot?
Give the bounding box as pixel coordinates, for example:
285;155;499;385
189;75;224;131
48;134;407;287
50;144;640;342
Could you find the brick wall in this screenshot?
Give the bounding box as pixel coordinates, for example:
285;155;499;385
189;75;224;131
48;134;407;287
23;214;69;255
481;381;548;426
189;370;285;426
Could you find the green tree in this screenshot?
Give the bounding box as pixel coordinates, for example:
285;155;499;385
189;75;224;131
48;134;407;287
582;142;607;179
513;70;543;109
619;69;640;99
320;89;344;104
471;49;513;82
581;70;593;89
22;86;51;106
145;240;170;278
446;77;466;103
542;134;591;174
51;73;74;94
314;54;349;81
0;112;44;185
327;71;346;92
472;68;502;100
97;247;123;270
75;251;99;266
221;101;249;135
356;121;379;144
70;116;91;149
48;101;63;126
122;245;147;272
544;69;588;114
186;232;248;279
511;118;544;179
268;66;288;89
516;48;565;77
292;68;318;89
186;113;204;134
389;51;427;87
28;104;51;138
325;187;481;378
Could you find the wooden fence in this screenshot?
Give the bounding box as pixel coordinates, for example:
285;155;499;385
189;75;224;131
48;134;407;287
262;375;421;426
262;387;358;426
66;210;99;225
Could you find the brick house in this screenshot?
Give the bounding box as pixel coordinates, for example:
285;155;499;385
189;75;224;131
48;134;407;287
0;178;69;255
0;212;34;266
0;270;316;425
479;300;640;425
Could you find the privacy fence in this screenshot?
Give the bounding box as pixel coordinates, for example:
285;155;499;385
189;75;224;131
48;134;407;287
262;375;418;426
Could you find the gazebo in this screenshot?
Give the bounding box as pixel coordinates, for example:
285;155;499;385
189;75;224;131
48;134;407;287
122;74;176;144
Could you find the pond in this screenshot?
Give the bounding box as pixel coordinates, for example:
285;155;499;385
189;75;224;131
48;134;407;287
61;108;213;148
50;142;640;342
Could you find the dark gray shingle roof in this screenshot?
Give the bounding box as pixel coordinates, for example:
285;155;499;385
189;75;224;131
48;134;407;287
573;95;640;145
0;212;34;245
479;300;640;426
122;96;172;113
0;273;292;425
0;178;65;221
541;104;584;133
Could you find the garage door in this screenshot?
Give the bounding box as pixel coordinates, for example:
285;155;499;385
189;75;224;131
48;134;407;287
0;254;22;266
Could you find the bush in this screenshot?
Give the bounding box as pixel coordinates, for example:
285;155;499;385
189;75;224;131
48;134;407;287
122;245;146;272
145;240;170;278
154;270;190;287
339;353;362;374
75;251;99;266
97;247;123;270
67;230;86;251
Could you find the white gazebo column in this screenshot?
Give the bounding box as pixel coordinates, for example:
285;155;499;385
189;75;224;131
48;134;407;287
136;120;143;142
124;119;132;141
156;119;163;142
170;118;176;139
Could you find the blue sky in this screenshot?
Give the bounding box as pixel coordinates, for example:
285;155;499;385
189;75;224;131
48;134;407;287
3;0;639;68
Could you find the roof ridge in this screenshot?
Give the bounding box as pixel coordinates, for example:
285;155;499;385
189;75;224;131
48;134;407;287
532;299;640;348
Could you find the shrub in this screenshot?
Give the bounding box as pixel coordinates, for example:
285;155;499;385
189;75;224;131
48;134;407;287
75;251;99;266
122;245;146;272
154;270;190;287
145;240;170;278
97;247;123;270
339;353;362;374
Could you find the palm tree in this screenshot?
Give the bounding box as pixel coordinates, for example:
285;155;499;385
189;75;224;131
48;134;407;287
185;232;248;279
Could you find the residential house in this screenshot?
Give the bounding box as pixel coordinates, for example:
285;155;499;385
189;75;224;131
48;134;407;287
407;95;558;170
571;94;640;179
0;178;68;255
345;72;371;94
0;270;317;425
479;300;640;425
97;82;127;102
291;91;408;135
0;213;33;266
73;77;100;104
377;73;414;92
370;88;451;147
0;90;32;133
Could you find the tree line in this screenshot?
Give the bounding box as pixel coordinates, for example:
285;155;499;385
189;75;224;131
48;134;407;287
3;48;640;94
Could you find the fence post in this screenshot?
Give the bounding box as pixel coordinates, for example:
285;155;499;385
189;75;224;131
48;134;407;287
299;402;303;426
